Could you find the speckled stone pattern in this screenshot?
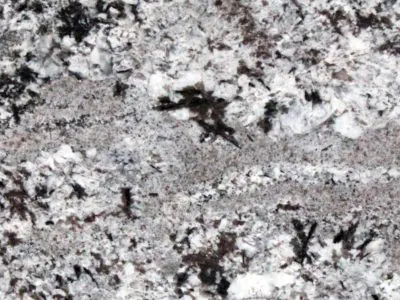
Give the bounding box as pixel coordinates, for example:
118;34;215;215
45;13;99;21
1;0;400;299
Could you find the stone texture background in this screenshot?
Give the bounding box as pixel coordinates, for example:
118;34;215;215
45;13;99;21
1;0;400;299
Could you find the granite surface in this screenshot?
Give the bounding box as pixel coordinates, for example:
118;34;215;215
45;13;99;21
1;0;400;299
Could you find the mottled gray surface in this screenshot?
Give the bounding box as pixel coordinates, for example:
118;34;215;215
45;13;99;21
1;0;400;299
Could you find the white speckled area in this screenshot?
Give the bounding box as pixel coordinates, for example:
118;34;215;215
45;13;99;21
1;1;400;299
